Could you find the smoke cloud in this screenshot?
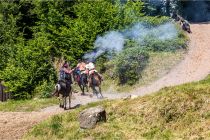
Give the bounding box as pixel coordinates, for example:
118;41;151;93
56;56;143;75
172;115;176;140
83;22;178;61
123;22;177;42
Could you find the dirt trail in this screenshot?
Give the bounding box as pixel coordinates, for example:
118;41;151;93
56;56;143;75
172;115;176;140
1;23;210;140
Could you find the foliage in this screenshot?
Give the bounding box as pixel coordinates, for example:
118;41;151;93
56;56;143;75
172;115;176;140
0;36;57;99
114;47;149;85
33;80;55;98
0;0;147;99
0;0;187;98
25;75;210;139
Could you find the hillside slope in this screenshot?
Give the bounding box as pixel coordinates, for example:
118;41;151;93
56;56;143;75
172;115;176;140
130;23;210;96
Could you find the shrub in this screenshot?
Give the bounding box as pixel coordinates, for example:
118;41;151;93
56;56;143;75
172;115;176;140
114;47;149;85
33;80;55;98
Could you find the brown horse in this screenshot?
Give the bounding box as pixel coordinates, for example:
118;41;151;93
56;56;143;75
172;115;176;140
53;80;72;110
72;69;89;95
89;71;103;98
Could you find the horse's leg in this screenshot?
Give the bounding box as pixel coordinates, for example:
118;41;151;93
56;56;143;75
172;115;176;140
81;84;85;95
78;84;84;95
82;85;85;95
59;93;63;108
64;96;67;110
99;86;103;98
69;87;72;109
86;84;89;92
63;96;65;110
91;86;94;95
93;86;99;98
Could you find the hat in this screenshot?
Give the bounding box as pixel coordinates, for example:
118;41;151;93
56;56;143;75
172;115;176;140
63;63;68;68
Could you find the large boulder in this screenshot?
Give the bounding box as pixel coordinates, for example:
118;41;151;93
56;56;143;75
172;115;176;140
79;106;106;129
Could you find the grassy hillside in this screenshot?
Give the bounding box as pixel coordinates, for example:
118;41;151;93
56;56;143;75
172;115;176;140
24;75;210;140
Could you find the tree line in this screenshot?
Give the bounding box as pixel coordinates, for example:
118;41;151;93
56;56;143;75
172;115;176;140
0;0;147;99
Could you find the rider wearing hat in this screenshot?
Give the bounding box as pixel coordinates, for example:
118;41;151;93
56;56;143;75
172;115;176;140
59;61;74;92
85;60;103;83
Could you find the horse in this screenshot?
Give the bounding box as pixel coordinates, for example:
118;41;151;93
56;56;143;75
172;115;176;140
171;12;192;33
72;69;89;95
89;71;103;98
181;20;192;33
53;80;72;110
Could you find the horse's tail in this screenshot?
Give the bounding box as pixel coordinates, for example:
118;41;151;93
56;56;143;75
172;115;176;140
55;84;61;91
52;83;61;96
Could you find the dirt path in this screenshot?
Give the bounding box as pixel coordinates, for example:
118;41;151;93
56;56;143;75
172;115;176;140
1;23;210;140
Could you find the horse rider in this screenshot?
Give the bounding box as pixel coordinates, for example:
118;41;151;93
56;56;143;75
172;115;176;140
85;60;103;84
59;61;74;93
76;59;86;75
76;59;87;85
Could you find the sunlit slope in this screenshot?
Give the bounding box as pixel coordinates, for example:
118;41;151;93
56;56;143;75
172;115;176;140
133;23;210;96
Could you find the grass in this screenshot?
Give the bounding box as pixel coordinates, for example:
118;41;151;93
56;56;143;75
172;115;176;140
102;50;186;93
0;98;58;112
24;75;210;140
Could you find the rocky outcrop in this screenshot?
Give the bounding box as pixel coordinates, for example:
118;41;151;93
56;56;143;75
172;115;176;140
79;106;106;129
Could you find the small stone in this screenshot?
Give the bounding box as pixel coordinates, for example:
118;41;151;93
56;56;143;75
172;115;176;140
130;95;138;99
122;94;138;100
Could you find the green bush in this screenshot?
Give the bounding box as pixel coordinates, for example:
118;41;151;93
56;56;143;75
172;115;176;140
33;80;55;98
114;47;149;85
142;37;186;52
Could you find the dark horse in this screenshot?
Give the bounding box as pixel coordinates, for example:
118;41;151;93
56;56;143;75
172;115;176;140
53;80;72;110
181;20;192;33
72;69;89;95
89;71;103;98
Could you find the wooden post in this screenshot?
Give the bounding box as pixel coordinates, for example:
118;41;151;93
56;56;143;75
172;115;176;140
0;82;3;102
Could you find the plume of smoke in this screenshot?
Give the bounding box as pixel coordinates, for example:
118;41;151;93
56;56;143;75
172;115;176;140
83;22;178;61
123;22;177;42
83;31;125;61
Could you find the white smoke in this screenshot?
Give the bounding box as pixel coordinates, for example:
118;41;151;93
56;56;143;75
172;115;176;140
123;22;177;42
83;31;125;60
83;22;178;60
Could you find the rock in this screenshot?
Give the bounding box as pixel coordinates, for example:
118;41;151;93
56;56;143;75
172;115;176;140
79;106;106;129
122;94;138;100
122;95;131;100
130;95;138;99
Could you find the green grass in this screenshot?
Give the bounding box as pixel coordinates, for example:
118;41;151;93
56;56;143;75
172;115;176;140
102;50;186;93
0;98;58;112
24;75;210;140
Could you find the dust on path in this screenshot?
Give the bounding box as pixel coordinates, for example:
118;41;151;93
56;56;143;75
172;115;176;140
1;23;210;140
